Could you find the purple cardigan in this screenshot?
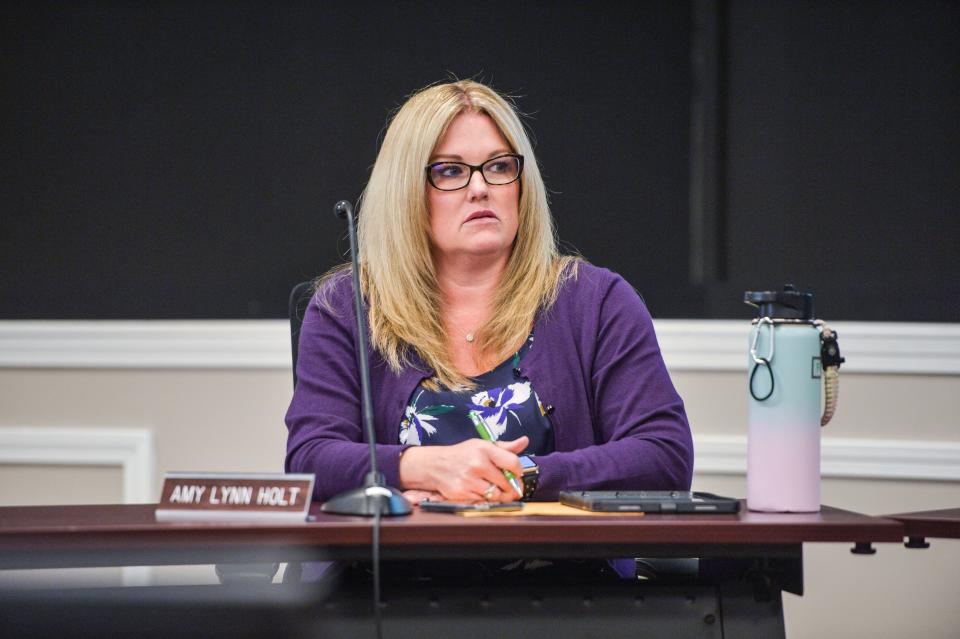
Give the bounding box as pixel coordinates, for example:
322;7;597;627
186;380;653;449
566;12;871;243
285;263;693;501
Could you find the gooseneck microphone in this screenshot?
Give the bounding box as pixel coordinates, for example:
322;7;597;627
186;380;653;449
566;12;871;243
321;200;412;516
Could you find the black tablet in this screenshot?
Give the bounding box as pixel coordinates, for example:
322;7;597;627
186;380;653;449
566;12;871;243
559;490;741;513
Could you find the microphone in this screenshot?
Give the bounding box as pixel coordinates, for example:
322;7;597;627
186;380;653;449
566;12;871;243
333;199;351;220
321;200;412;516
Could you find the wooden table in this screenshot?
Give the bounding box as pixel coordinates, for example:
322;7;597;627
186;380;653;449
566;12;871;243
885;507;960;548
0;502;905;639
0;501;903;567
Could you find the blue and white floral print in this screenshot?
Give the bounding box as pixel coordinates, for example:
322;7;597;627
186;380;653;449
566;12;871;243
468;382;532;440
398;332;554;455
399;389;453;446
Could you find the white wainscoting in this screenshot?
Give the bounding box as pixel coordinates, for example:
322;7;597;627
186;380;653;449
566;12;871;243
0;320;291;369
1;319;958;375
694;435;960;481
654;320;960;375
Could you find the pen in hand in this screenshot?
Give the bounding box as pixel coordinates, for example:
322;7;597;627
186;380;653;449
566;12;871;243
467;410;525;499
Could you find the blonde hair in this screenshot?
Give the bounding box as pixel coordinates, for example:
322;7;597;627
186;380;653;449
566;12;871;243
328;80;578;390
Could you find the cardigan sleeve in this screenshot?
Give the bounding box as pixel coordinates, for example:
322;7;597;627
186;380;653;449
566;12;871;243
283;278;405;501
534;273;694;498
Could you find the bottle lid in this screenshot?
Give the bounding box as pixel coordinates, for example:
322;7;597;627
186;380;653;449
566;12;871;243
743;284;814;320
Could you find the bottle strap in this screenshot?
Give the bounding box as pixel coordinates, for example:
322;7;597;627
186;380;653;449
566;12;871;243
815;321;845;427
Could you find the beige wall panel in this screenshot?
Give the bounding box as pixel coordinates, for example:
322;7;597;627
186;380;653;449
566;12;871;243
0;369;291;496
672;370;748;435
692;473;746;498
0;566;125;589
785;540;960;639
0;464;123;506
673;371;960;441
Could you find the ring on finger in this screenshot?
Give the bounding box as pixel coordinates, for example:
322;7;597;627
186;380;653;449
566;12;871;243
483;482;496;500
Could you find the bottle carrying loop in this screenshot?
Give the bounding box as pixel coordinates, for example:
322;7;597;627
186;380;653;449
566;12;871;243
749;317;776;401
749;357;775;401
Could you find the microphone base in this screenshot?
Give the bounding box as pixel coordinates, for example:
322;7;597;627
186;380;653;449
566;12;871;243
320;484;412;517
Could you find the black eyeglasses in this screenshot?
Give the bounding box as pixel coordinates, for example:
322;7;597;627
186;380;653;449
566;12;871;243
425;154;524;191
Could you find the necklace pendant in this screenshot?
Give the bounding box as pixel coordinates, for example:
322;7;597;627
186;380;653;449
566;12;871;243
465;333;475;343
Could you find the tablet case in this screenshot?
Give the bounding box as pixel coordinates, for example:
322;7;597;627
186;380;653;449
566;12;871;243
559;490;741;513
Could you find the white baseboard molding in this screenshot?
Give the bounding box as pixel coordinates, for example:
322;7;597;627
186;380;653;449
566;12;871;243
0;319;958;375
694;434;960;482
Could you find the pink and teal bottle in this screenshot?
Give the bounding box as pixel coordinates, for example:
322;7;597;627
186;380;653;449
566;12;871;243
744;286;822;513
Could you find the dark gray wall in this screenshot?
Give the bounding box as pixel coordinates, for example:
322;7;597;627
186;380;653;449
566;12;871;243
712;0;960;320
2;1;956;321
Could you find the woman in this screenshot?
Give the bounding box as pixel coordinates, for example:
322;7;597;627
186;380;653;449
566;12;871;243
285;80;693;506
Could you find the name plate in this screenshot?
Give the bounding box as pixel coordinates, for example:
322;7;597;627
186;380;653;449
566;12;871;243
155;472;314;522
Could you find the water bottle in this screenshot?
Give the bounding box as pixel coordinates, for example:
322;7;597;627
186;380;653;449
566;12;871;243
744;285;843;513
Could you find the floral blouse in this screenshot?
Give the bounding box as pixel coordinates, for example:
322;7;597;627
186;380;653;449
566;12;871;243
399;335;554;455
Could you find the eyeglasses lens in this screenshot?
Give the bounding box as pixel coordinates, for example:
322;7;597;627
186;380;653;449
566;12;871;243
481;155;521;185
428;155;521;190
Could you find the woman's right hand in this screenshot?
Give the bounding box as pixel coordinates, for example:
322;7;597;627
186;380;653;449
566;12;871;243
399;436;528;503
